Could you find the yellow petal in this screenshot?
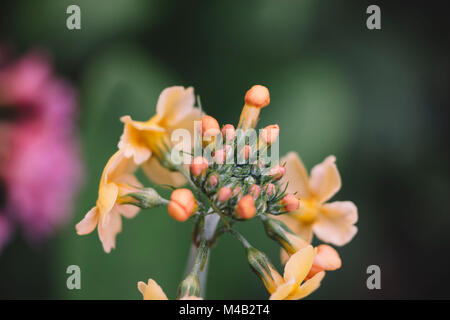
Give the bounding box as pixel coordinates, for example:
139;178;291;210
309;155;341;203
97;182;119;218
269;279;296;300
313;201;358;246
138;279;168;300
75;207;99;235
287;271;325;300
156;86;196;128
283;246;315;286
97;206;122;253
141;156;186;187
280;152;311;199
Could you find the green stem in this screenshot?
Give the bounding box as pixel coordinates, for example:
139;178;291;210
228;228;252;249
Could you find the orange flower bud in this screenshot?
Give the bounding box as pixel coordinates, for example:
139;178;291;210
190;156;209;177
263;183;276;197
168;189;197;222
217;187;233;202
239;145;252;161
281;194;300;212
238;85;270;130
201;115;220;137
208;174;219;187
269;165;286;180
236;195;256;219
221;124;236;142
307;245;342;279
214;145;232;164
260;124;280;145
249;184;261;199
244;85;270;108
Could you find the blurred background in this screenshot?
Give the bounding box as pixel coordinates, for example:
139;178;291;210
0;0;449;299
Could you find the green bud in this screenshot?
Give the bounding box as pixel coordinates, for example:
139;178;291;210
124;188;168;209
177;274;200;299
246;247;276;291
262;217;296;254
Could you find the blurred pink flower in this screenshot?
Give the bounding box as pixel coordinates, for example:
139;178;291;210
0;49;82;251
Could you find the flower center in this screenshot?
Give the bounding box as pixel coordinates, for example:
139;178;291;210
295;198;319;223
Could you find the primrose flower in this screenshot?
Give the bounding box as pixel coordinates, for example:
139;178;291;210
251;245;324;300
118;86;202;186
138;278;202;300
75;150;141;253
276;152;358;246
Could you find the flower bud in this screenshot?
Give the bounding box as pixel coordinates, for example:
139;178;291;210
177;274;200;299
214;145;232;164
124;187;168;209
222;124;236;142
236;195;256;219
168;189;197;222
263;217;309;255
201;115;220;138
239;145;252;162
190;156;209;177
233;185;243;199
260;124;279;145
217;187;233;202
269;165;286;180
281;194;300;212
204;173;219;194
306;245;342;279
246;247;278;293
249;184;261;199
263;183;276;197
238;85;270;130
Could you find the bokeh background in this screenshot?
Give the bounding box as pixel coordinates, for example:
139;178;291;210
1;0;449;299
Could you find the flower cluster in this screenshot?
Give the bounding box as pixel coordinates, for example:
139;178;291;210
76;84;358;300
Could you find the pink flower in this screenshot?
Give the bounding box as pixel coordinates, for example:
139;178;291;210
0;49;82;250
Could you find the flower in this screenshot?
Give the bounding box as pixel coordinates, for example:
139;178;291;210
75;150;141;253
167;188;197;222
236;195;256;219
306;244;341;280
138;278;202;300
259;124;280;145
217;187;233;202
190;156;209;178
118;86;202;186
0;50;81;250
259;246;325;300
221;124;236;142
238;85;270;130
276;152;358;246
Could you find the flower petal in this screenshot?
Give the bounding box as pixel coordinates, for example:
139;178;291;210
156;86;196;128
269;279;296;300
75;207;99;235
97;206;122;253
138;279;168;300
313;201;358;246
119;204;140;219
287;271;325;300
283;245;315;286
142;156;186;187
273;213;314;243
97;182;119;218
309;155;341;203
280;152;311;198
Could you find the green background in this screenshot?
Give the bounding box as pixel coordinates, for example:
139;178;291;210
1;0;449;299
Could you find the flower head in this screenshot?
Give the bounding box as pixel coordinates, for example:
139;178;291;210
275;152;358;246
118;86;202;186
75;150;141;253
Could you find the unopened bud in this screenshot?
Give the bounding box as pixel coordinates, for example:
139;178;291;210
222;124;236;142
190;156;209;177
204;173;219;194
260;124;279;145
269;165;286;180
281;194;300;212
177;274;200;299
249;184;261;199
124;187;168;209
238;85;270;130
168;189;197;222
236;195;256;219
201;115;220;138
239;145;252;161
246;247;278;293
263;217;309;255
263;183;276;197
217;187;233;202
